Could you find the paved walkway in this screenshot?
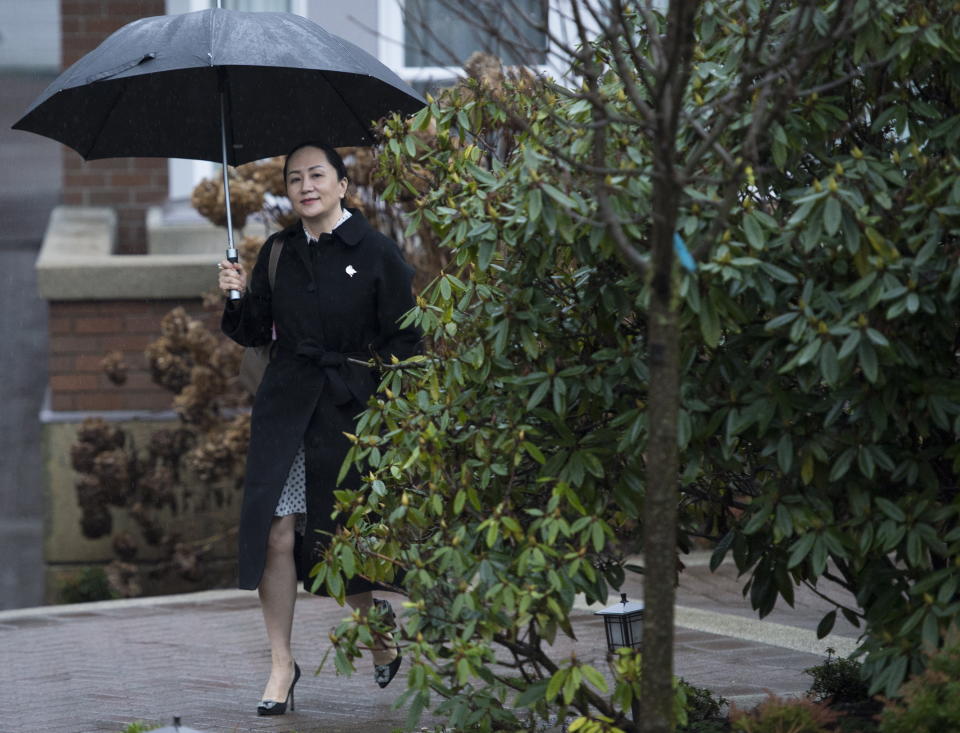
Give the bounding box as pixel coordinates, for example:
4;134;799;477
0;553;860;733
0;69;61;611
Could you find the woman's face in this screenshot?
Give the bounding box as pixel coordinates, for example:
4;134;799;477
285;146;348;226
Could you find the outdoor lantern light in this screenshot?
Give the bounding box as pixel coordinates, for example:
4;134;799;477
595;592;645;652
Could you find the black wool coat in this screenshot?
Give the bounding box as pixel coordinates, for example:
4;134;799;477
222;209;419;594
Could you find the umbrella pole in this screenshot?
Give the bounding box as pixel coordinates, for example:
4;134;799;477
220;86;241;301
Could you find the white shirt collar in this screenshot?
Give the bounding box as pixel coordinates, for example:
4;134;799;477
304;209;352;243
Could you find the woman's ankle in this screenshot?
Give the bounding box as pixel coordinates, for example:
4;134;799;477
270;654;295;670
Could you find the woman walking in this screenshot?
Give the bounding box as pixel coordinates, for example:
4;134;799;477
218;141;419;715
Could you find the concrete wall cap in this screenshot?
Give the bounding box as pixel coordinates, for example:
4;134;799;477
37;205;225;301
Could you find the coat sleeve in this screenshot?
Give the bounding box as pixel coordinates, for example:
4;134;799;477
372;237;421;362
221;235;276;348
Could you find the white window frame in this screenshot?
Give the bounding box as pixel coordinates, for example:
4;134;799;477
377;0;581;88
165;0;307;201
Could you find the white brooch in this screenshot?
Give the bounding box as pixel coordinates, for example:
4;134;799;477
345;265;357;277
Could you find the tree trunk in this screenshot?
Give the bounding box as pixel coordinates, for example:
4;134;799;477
641;193;681;733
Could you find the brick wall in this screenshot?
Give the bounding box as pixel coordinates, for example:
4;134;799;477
48;299;221;412
60;0;168;254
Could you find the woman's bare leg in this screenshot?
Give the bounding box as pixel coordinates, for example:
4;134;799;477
346;591;398;666
258;514;298;701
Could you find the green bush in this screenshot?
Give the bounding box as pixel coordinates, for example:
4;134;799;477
879;640;960;733
730;695;838;733
118;723;159;733
678;679;729;731
317;0;960;728
57;567;117;604
804;649;870;705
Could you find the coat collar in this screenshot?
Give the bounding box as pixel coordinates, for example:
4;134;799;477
281;207;368;248
280;208;369;278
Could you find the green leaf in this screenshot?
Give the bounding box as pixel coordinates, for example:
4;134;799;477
528;188;543;223
522;441;546;464
711;531;734;571
787;533;817;569
820;341;840;385
816;610;837;639
797;338;822;366
456;656;471;685
838;331;861;360
545;668;568;702
700;296;721;347
515;679;550;708
541;183;576;209
875;497;906;522
580;664;609;693
859;340;879;383
766;312;799;330
777;433;794;473
829;448;856;481
743;213;765;249
760;262;799;284
823;197;842;236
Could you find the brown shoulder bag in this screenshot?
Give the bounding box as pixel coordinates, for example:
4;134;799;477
237;237;284;394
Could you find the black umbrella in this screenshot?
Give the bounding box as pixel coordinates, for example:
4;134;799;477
13;5;425;296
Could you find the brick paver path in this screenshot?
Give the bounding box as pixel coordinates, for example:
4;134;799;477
0;556;858;732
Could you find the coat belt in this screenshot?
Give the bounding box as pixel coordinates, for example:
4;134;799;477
291;339;364;406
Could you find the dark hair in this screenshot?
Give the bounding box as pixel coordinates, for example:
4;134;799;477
282;141;348;184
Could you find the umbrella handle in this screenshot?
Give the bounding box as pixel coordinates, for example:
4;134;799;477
226;246;241;301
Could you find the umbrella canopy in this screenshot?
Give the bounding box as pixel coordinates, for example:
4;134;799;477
12;8;426;164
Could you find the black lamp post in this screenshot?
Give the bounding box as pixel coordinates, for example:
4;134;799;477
595;592;645;652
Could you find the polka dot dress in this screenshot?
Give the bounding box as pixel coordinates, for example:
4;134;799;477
275;443;307;533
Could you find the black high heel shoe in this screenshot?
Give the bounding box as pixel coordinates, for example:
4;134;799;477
373;599;402;689
374;652;403;689
257;661;301;716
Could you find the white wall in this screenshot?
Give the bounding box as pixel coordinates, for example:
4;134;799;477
0;0;60;71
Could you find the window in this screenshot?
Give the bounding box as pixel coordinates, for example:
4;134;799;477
379;0;578;94
403;0;548;68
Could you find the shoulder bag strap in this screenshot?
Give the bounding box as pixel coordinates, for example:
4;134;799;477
267;236;284;291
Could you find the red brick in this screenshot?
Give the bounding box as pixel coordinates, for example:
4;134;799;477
124;313;166;334
100;331;152;350
120;372;163;391
108;172;148;188
50;334;100;354
133;188;166;204
85;16;128;34
65;171;108;188
74;316;124;334
60;15;82;35
130;391;176;410
49;316;74;335
62;1;105;17
50;374;100;392
73;391;128;411
74;353;110;372
51;302;113;317
50;393;77;411
86;190;126;206
48;355;77;375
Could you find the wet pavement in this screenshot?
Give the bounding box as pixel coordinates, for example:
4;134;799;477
0;553;860;732
0;70;61;611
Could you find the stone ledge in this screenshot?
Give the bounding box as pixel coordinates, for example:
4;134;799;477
36;205;221;300
147;202;251;255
